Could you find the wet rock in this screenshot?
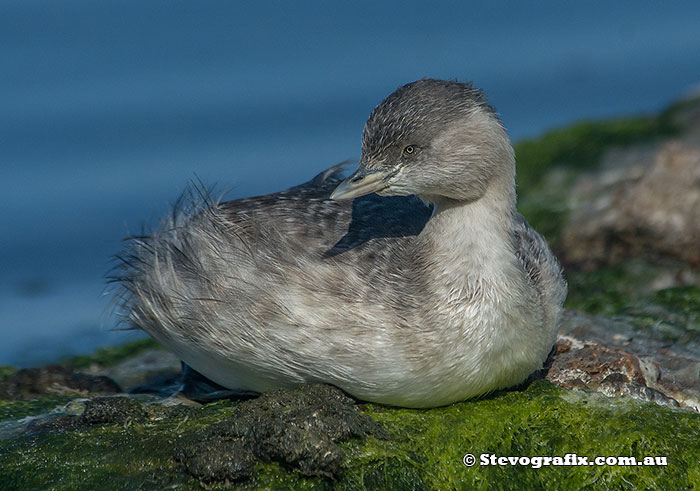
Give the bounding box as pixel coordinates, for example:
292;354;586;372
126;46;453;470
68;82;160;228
0;365;121;400
26;415;82;434
68;372;122;394
176;384;387;482
561;136;700;269
550;310;700;411
546;341;679;408
80;346;182;392
81;396;148;425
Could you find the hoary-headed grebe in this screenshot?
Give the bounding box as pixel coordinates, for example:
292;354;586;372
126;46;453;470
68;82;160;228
115;79;566;408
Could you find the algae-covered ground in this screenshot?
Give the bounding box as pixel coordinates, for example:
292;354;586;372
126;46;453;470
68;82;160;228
1;381;698;490
2;95;699;489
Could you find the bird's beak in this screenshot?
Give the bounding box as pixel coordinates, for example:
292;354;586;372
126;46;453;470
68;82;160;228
330;165;398;200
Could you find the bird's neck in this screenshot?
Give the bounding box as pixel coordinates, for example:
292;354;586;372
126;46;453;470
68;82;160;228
416;172;518;283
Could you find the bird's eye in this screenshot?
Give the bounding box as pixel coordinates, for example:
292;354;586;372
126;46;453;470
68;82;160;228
403;145;415;155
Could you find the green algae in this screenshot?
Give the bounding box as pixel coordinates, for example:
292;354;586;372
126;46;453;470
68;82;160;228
0;422;188;489
565;266;700;348
563;260;666;315
517;189;571;242
0;397;73;420
616;286;700;345
0;400;241;490
0;367;17;385
564;256;700;333
346;381;700;490
1;381;698;490
62;338;162;370
651;285;700;318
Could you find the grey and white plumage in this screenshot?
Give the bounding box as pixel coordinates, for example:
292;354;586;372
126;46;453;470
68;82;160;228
114;79;566;408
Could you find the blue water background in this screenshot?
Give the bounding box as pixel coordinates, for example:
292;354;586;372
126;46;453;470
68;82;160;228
2;1;699;366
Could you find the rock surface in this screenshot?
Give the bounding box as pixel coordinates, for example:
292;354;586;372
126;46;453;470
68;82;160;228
561;137;700;268
551;304;700;412
0;365;121;400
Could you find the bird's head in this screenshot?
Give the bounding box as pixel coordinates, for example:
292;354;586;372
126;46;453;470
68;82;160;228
331;79;514;206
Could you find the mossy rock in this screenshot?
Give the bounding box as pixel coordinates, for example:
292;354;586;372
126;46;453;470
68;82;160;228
563;259;670;315
512;92;700;319
0;396;73;421
616;285;700;345
62;337;162;370
513;93;700;243
0;367;17;381
514;115;678;196
1;381;698;489
564;259;700;326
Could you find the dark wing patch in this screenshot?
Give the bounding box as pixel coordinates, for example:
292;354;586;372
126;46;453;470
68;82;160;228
218;165;433;258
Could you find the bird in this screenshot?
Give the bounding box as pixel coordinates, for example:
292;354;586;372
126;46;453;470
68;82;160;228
114;78;566;408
